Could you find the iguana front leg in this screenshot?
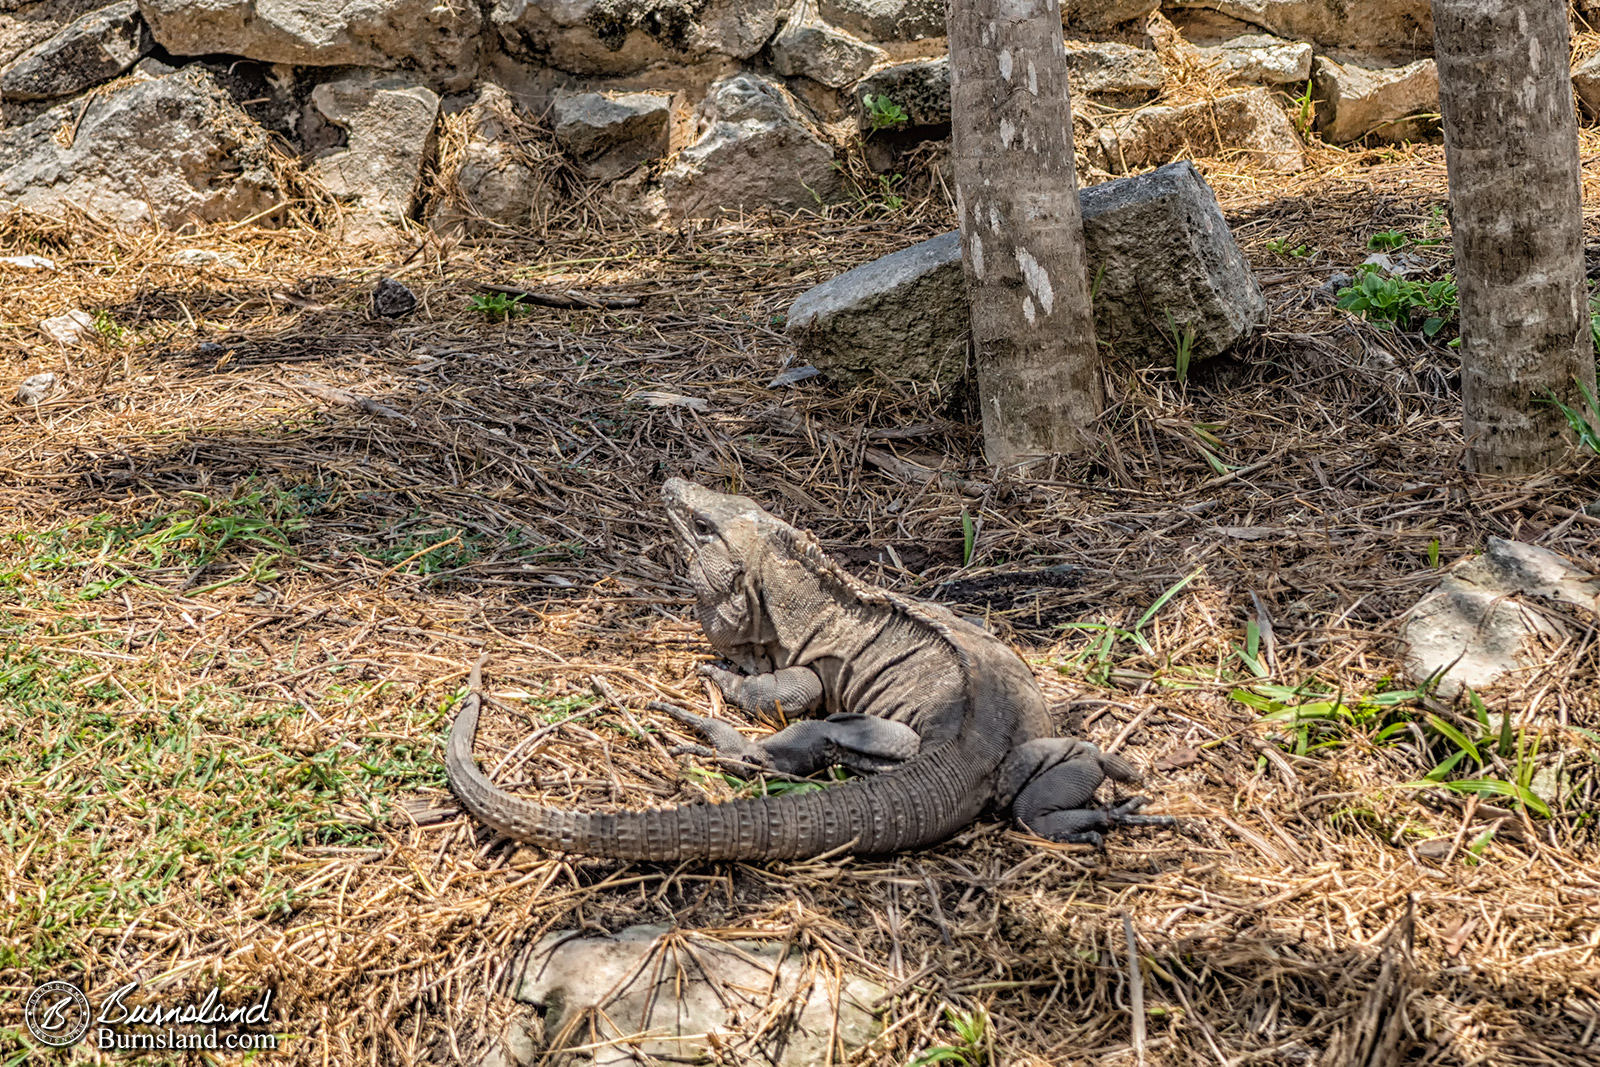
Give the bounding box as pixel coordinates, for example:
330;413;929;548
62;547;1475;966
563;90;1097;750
700;664;823;725
660;704;920;778
997;738;1176;847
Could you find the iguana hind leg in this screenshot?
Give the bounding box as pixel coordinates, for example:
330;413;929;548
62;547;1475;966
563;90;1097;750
661;704;918;778
700;664;824;725
998;737;1175;848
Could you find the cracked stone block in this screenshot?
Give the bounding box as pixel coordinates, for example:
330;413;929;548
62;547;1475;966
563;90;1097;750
1;0;151;101
787;160;1265;384
0;67;281;228
1165;0;1433;63
552;90;671;180
138;0;483;91
1402;538;1600;698
1064;40;1165;98
662;73;839;218
1312;55;1438;143
511;925;885;1067
1087;87;1304;173
309;72;440;241
1576;52;1600;120
492;0;783;76
771;16;883;89
1193;34;1313;86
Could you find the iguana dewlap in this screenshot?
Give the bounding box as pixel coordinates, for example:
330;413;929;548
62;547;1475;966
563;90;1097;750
446;478;1171;860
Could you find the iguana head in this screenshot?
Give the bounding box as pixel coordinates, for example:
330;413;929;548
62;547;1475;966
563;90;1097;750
662;478;773;648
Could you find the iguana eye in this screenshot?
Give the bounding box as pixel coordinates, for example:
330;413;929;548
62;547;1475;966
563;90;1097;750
694;517;713;536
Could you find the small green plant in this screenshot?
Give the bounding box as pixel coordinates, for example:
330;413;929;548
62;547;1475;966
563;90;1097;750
874;171;906;212
1335;263;1458;337
909;1005;990;1067
1547;377;1600;455
1267;237;1310;258
1366;230;1409;252
1059;569;1203;686
862;93;908;132
1427;537;1441;569
92;309;126;343
469;291;527;321
960;509;976;567
1165;309;1196;386
1291;80;1315;136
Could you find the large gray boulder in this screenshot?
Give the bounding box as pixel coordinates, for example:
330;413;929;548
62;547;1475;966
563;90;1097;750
1087;88;1304;173
308;73;439;241
1312;56;1439;143
1165;0;1432;63
0;67;281;227
492;0;783;76
770;16;884;89
1402;538;1600;698
0;0;151;101
788;161;1265;384
137;0;483;91
512;925;884;1067
552;90;671;180
663;73;839;218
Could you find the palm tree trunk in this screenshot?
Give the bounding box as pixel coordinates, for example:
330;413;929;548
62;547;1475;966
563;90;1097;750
1432;0;1598;473
948;0;1103;468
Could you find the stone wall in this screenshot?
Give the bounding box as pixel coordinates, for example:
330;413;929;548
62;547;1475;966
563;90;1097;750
0;0;1565;235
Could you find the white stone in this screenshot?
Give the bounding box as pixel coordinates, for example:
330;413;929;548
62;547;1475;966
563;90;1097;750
1312;55;1438;143
309;73;440;241
1402;538;1600;698
137;0;483;91
0;254;57;270
40;310;94;345
1194;34;1313;86
770;16;883;89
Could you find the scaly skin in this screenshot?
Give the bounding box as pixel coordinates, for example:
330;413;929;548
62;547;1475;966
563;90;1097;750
445;479;1171;859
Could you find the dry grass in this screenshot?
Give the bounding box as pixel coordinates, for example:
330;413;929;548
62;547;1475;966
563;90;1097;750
0;90;1597;1067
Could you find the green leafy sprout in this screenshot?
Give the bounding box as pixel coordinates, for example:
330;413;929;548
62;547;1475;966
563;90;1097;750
1547;377;1600;455
1335;262;1458;337
469;291;528;321
862;93;908;132
909;1005;990;1067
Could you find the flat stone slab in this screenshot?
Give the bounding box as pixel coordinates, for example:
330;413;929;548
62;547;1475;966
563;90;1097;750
787;161;1265;385
1313;55;1438;143
1194;34;1313;86
0;0;151;101
552;90;671;180
510;925;884;1067
1401;538;1600;698
309;72;440;241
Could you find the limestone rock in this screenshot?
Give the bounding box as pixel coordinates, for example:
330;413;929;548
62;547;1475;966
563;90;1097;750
1312;56;1438;143
1575;52;1600;120
39;310;94;345
0;68;282;228
1164;0;1432;63
137;0;483;92
1401;538;1600;698
552;90;671;180
13;371;56;404
787;230;969;386
853;56;947;128
663;73;838;218
788;161;1264;384
771;16;883;89
817;0;942;42
1194;34;1313;86
492;0;783;76
309;73;439;241
513;925;884;1067
1;0;103;71
1062;0;1159;32
0;0;151;101
1088;87;1304;173
431;85;549;234
1064;41;1164;98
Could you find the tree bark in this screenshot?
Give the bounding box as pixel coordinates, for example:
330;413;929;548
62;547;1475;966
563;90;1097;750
948;0;1102;468
1432;1;1598;474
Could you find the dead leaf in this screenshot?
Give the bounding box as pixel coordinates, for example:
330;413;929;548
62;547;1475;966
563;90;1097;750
1155;746;1202;771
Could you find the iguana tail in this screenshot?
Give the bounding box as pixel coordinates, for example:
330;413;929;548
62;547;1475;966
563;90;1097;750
446;702;1002;860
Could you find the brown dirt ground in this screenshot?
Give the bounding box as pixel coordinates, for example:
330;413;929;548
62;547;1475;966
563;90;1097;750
0;65;1598;1067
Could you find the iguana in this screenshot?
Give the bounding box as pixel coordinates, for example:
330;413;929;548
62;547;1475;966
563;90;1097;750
446;478;1172;860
